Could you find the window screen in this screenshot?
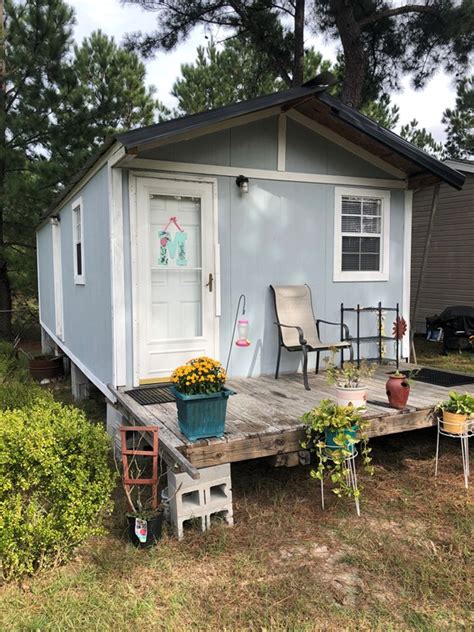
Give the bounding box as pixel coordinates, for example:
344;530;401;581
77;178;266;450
340;196;382;272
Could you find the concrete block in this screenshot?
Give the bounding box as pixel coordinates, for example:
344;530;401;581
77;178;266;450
167;463;233;539
71;362;90;400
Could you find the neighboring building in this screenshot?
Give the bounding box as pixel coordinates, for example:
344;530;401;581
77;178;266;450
411;159;473;332
36;84;464;406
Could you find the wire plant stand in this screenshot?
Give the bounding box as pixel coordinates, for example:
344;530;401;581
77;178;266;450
340;302;401;369
435;415;473;489
320;448;361;516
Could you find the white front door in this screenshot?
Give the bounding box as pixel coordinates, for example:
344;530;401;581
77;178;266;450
135;177;218;383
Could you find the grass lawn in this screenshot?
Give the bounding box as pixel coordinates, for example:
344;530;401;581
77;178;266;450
414;336;474;375
1;343;473;631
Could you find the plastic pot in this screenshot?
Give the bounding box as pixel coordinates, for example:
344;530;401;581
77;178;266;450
324;425;358;453
172;387;235;441
29;355;63;381
442;410;468;435
127;512;164;548
335;386;368;410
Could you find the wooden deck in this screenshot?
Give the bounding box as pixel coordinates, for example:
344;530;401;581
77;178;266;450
112;367;474;474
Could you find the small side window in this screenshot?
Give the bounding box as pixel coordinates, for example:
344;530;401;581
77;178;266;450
72;197;85;284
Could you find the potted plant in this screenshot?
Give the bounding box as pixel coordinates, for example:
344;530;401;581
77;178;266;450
325;358;376;410
301;399;374;499
170;356;235;441
118;446;164;549
435;391;474;434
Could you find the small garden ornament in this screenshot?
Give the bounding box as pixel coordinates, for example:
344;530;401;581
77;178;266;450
171;357;234;441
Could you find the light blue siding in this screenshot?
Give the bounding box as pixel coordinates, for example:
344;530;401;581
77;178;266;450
140;116;279;171
37;224;56;333
218;179;405;377
285;119;392;178
56;166;113;387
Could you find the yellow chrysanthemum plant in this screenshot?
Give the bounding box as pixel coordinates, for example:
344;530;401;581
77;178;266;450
171;357;227;396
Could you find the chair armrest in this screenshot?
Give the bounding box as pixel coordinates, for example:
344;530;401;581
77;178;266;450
274;322;307;346
316;319;351;341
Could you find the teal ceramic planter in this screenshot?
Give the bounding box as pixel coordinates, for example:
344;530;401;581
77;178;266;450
324;425;358;452
172;387;235;442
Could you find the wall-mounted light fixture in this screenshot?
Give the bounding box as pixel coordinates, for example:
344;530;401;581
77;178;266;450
235;174;249;193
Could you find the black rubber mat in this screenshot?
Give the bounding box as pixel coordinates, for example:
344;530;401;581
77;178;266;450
402;368;474;388
125;384;176;405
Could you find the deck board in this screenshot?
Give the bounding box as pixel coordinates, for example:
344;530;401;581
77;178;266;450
114;367;474;470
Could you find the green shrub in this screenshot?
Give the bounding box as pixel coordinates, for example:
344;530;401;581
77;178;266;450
0;341;33;385
0;398;116;579
0;380;51;411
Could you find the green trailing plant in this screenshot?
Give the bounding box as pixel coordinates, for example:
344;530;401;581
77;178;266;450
435;391;474;416
325;357;376;388
1;398;116;579
301;399;374;499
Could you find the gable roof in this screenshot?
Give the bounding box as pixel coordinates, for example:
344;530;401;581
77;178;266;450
43;84;465;223
116;86;464;191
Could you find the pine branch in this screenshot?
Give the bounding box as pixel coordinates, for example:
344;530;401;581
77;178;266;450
358;4;438;29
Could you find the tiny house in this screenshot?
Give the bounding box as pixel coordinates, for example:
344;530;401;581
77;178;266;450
36;84;464;403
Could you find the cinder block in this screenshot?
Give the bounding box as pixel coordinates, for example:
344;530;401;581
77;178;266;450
71;363;90;401
167;463;233;539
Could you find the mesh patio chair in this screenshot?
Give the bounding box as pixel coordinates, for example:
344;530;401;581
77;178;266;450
270;284;353;390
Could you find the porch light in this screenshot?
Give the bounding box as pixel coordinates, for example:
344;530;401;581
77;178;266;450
235;175;249;193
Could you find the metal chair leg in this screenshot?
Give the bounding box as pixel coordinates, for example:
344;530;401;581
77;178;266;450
275;344;281;380
302;345;310;390
315;351;320;374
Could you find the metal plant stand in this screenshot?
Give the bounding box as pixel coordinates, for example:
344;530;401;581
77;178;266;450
340;302;401;368
320;449;361;516
435;416;473;489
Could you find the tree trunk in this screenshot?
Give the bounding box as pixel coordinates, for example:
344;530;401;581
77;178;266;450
292;0;305;86
0;0;12;340
329;0;366;108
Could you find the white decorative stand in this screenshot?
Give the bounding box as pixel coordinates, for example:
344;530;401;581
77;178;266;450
320;449;361;516
435;416;472;489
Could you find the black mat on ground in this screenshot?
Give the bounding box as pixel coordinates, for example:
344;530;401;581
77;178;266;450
402;368;474;388
125;384;176;405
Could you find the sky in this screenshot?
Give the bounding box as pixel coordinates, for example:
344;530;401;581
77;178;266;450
69;0;457;142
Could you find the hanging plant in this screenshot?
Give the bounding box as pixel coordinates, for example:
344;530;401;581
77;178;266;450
301;399;374;499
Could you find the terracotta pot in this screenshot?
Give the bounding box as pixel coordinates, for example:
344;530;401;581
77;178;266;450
336;386;368;410
442;410;467;435
385;373;410;409
29;355;63;381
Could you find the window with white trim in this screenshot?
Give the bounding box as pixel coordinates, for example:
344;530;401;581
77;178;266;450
334;187;390;282
72;198;85;284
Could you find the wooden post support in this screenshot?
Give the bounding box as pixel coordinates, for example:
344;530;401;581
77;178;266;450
410;183;440;364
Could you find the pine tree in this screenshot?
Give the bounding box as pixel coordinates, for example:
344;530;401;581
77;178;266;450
1;1;160;339
442;76;474;159
171;39;331;116
123;0;473;109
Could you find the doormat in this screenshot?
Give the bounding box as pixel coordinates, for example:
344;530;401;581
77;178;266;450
402;368;474;388
126;384;176;406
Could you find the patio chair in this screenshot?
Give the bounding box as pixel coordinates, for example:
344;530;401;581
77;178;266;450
270;284;353;390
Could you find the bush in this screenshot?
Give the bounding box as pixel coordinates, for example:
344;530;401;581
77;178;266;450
0;398;116;579
0;380;51;411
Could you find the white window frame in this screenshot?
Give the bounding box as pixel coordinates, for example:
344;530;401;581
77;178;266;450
72;197;85;285
333;187;390;282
